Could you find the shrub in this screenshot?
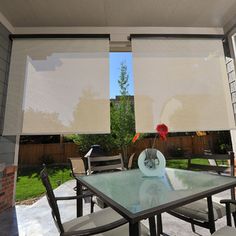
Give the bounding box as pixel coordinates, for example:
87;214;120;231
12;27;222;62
40;154;54;165
168;146;185;158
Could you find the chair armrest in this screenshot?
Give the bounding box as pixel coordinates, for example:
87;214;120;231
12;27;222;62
220;199;236;226
220;199;236;205
61;218;127;236
55;192;93;201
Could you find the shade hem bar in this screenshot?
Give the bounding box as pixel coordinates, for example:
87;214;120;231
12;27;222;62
129;34;224;40
9;34;111;40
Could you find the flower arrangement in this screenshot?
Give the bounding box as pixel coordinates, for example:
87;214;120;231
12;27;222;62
132;123;168;144
133;124;168;170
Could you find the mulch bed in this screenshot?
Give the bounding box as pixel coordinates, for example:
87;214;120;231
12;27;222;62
16;195;43;205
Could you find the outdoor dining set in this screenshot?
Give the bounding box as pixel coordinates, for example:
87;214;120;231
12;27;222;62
40;145;236;236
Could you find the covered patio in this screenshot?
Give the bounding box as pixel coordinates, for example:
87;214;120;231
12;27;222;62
1;0;236;235
0;179;232;236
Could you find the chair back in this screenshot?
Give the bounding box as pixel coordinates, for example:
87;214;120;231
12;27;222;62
188;151;235;199
40;168;64;233
188;152;235;176
128;153;136;169
87;154;124;174
203;149;218;166
69;157;86;177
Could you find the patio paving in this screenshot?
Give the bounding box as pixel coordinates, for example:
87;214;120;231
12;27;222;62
0;179;232;236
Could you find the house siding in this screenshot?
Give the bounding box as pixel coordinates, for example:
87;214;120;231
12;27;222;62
0;23;16;165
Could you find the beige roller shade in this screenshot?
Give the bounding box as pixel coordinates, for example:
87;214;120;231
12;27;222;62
132;38;235;132
3;38;110;135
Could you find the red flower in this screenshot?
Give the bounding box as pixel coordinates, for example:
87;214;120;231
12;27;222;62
132;133;140;143
156;124;168;141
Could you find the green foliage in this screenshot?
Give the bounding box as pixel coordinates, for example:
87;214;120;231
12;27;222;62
118;62;129;96
72;134;117;155
63;134;77;142
40;154;55;165
20;135;60;144
168;146;185;158
213;131;232;154
111;63;135;160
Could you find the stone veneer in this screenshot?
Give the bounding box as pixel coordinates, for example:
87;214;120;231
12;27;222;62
0;165;17;213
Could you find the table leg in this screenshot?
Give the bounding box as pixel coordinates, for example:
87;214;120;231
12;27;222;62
149;216;156;236
156;214;163;236
76;179;83;217
207;196;215;234
129;222;140;236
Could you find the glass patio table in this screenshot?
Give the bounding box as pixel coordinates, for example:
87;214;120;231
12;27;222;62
76;168;236;236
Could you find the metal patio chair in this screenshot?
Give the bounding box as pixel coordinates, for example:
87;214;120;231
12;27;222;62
88;154;125;213
40;167;149;236
88;153;136;212
87;153;125;175
69;157;86;177
212;199;236;236
69;157;91;203
167;151;236;234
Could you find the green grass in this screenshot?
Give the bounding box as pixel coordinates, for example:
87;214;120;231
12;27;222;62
166;158;227;170
166;158;209;169
16;166;73;201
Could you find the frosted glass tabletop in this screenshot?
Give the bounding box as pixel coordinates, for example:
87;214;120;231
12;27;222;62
78;168;236;220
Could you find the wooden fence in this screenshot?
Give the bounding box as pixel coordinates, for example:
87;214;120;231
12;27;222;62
128;134;216;159
18;134;218;166
18;143;79;166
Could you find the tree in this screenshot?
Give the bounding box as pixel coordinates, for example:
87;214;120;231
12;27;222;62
111;62;135;162
67;62;135;163
69;133;117;154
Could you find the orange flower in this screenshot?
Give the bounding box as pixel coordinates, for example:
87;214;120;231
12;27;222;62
196;131;207;137
132;133;140;143
156;124;168;141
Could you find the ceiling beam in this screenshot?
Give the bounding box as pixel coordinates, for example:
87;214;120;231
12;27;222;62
0;12;14;33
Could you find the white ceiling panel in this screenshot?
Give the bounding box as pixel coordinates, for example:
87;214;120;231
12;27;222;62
0;0;236;28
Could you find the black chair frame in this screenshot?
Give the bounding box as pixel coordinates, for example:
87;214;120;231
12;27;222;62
167;151;236;234
40;168;127;236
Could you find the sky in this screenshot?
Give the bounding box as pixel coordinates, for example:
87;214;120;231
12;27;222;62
109;52;134;98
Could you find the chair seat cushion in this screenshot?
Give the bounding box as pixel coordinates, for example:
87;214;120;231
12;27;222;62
171;198;236;222
212;226;236;236
63;207;149;235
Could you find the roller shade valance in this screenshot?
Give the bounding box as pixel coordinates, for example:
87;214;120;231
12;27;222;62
132;38;235;132
3;38;110;135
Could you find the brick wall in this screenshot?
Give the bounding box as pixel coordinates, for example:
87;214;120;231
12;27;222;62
0;166;16;213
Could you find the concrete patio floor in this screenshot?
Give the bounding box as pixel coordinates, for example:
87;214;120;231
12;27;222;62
0;179;232;236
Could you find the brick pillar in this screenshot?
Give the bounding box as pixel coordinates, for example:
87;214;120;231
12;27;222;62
0;165;17;213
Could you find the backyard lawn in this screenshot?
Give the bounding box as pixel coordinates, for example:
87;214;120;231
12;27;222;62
166;158;209;169
16;166;72;202
16;158;211;202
